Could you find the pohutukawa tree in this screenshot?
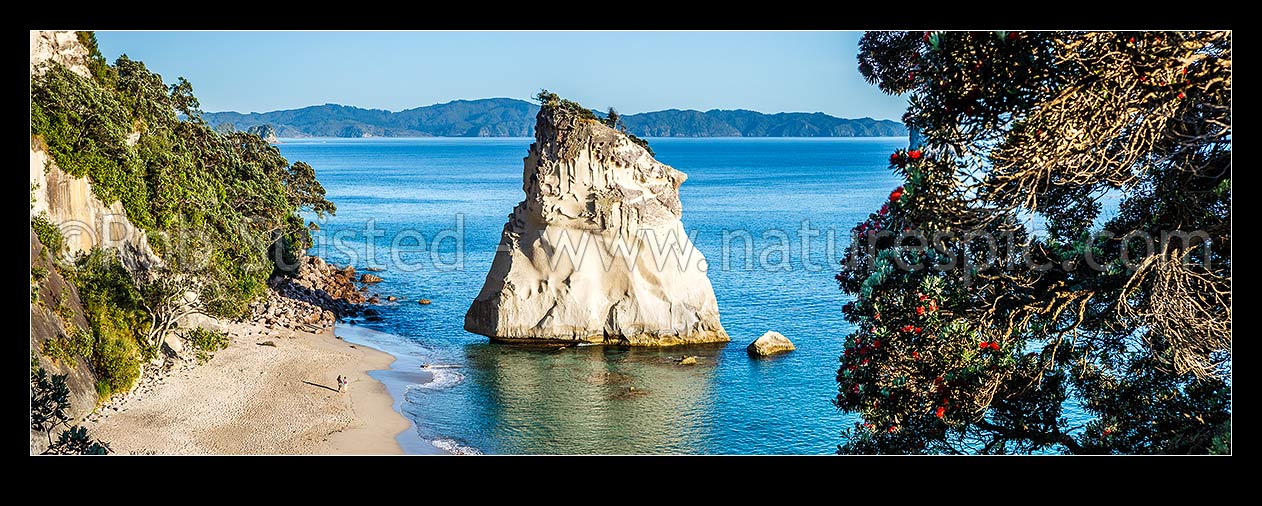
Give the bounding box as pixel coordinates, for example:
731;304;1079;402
835;31;1230;454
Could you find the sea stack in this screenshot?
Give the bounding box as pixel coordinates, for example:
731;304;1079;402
465;97;728;346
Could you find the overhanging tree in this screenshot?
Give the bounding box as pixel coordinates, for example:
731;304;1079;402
835;31;1230;454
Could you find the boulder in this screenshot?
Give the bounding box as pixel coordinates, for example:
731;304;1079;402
677;356;698;365
360;273;383;284
747;331;795;357
162;332;185;356
387;295;398;302
418;299;432;305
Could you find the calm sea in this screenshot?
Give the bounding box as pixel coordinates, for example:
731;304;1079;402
279;137;909;454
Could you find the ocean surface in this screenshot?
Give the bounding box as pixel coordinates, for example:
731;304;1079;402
279;137;912;454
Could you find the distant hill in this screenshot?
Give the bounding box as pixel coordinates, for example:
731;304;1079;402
204;98;906;138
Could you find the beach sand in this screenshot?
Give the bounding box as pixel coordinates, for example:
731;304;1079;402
83;321;410;455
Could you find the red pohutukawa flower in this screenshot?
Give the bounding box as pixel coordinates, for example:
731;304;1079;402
913;326;923;334
889;152;901;164
916;306;926;316
908;149;922;161
935;406;946;418
889;186;905;202
901;325;915;333
912;351;921;360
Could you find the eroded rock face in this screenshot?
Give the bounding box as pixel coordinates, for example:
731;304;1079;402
466;107;727;346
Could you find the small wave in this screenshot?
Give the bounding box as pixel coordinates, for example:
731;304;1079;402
431;438;483;455
576;342;599;347
421;363;463;369
409;369;465;390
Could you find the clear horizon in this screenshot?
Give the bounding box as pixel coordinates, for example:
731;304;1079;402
93;31;909;121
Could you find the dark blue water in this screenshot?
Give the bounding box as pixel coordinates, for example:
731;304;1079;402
278;137;908;454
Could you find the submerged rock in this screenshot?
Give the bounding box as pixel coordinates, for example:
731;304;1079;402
747;331;795;357
677;356;698;365
465;101;728;346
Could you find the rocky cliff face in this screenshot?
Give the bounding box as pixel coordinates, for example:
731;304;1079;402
465;107;728;346
30;31;90;78
29;32;161;443
30;142;161;273
30;31;161;274
29;229;99;454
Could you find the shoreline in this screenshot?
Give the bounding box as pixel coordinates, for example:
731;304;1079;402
335;322;446;455
83;319;411;455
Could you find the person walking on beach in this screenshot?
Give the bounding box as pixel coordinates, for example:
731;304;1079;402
337;375;347;393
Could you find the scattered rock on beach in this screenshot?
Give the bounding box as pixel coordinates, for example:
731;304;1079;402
747;331;795;357
258;341;277;347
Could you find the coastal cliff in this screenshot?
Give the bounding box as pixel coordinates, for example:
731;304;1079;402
29;31;408;454
465;99;728;346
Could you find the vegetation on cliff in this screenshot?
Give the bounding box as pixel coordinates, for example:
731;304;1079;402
535;90;654;155
30;31;335;402
835;31;1230;454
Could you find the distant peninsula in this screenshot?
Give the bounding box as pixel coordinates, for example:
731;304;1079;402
203;98;906;138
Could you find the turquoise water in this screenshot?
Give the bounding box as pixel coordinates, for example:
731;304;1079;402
279;137;908;454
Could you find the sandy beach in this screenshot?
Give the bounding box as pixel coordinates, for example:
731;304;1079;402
83;321;410;455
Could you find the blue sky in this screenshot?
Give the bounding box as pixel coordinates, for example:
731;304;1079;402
95;31;907;120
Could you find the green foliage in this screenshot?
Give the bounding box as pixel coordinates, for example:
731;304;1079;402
538;91;653;155
30;33;336;319
837;31;1230;454
47;425;112;455
185;327;230;362
1209;420;1231;455
42;327;93;368
31;266;48;304
74;31;114;87
93;331;141;400
32;214;65;257
74;249;147;399
627;134;655;156
32;366;113;454
535;88;599;121
603;107;621;129
31;367;72;443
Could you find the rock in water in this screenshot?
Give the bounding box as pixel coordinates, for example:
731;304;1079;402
465;102;728;346
747;331;795;357
360;273;383;284
677;356;698;365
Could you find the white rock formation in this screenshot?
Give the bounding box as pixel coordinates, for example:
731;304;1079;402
466;106;728;345
30;30;91;78
30;144;161;273
747;331;795;357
